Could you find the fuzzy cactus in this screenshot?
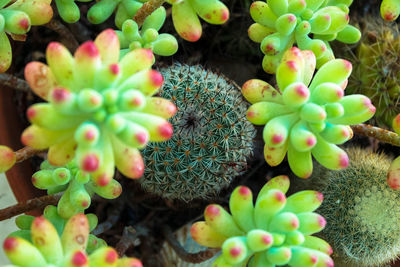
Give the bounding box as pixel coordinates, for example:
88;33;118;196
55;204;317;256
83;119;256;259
32;161;122;219
309;147;400;267
3;213;143;267
381;0;400;21
116;19;178;58
139;63;256;201
165;0;229;42
0;0;53;72
0;145;16;173
248;0;360;74
22;29;176;186
191;175;333;267
54;0;92;23
243;47;376;178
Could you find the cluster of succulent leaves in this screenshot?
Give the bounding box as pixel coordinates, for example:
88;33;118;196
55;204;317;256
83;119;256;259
0;0;53;72
248;0;361;73
381;0;400;21
243;47;376;178
191;175;333;266
4;213;143;266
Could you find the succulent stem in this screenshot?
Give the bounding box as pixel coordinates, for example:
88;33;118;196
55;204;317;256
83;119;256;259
44;19;79;51
0;73;30;92
133;0;165;26
351;124;400;147
15;146;45;163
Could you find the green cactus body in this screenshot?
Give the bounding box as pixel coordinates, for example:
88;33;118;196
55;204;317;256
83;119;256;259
309;147;400;267
54;0;92;23
116;19;178;58
165;0;230;42
343;23;400;127
139;64;256;201
0;0;53;72
21;29;176;186
3;213;143;267
381;0;400;20
32;161;122;219
248;0;360;74
243;47;376;178
191;175;333;267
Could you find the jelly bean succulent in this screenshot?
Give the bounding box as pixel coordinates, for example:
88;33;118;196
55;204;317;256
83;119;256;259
191;175;333;266
381;0;400;21
248;0;361;74
243;47;376;178
21;29;176;186
387;113;400;189
116;19;178;58
165;0;230;42
0;0;53;72
3;213;143;266
54;0;92;23
0;145;15;173
32;161;122;219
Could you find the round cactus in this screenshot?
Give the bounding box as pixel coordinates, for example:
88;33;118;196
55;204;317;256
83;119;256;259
310;147;400;267
54;0;92;23
248;0;361;74
191;175;333;267
32;160;122;219
0;145;16;173
3;213;143;266
165;0;230;42
139;63;256;201
243;47;376;178
0;0;53;72
381;0;400;21
22;29;176;186
116;19;178;58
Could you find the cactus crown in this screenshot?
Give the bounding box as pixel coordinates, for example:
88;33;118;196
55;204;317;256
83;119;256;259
3;213;143;266
248;0;361;74
243;47;375;178
139;63;256;201
313;147;400;267
22;29;176;186
191;175;333;267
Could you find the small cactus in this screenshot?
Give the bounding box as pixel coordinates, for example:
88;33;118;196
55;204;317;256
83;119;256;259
116;19;178;58
139;63;256;201
0;145;16;173
165;0;230;42
191;175;333;267
243;47;376;178
381;0;400;21
0;0;53;72
22;29;176;185
311;147;400;267
54;0;92;23
248;0;361;73
32;161;122;219
3;213;143;266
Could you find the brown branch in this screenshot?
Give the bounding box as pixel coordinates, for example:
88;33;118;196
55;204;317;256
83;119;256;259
44;19;79;51
0;73;30;92
116;226;141;257
0;193;62;221
162;226;220;263
351;124;400;147
15;147;46;163
133;0;165;27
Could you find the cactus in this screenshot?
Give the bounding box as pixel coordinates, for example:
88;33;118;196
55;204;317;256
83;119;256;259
31;161;122;219
139;63;256;201
191;175;333;267
248;0;361;74
21;29;176;186
165;0;230;42
0;145;16;173
54;0;92;23
0;0;53;72
310;147;400;267
243;47;376;178
3;213;142;266
116;19;178;58
381;0;400;21
341;22;400;127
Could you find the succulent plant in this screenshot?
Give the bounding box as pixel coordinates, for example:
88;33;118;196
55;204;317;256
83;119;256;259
3;213;143;266
387;113;400;189
116;19;178;58
31;160;122;219
21;29;176;186
0;145;16;173
243;47;376;178
0;0;53;72
310;147;400;267
381;0;400;21
139;63;256;201
54;0;92;23
341;22;400;127
191;175;333;267
165;0;230;42
248;0;361;74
